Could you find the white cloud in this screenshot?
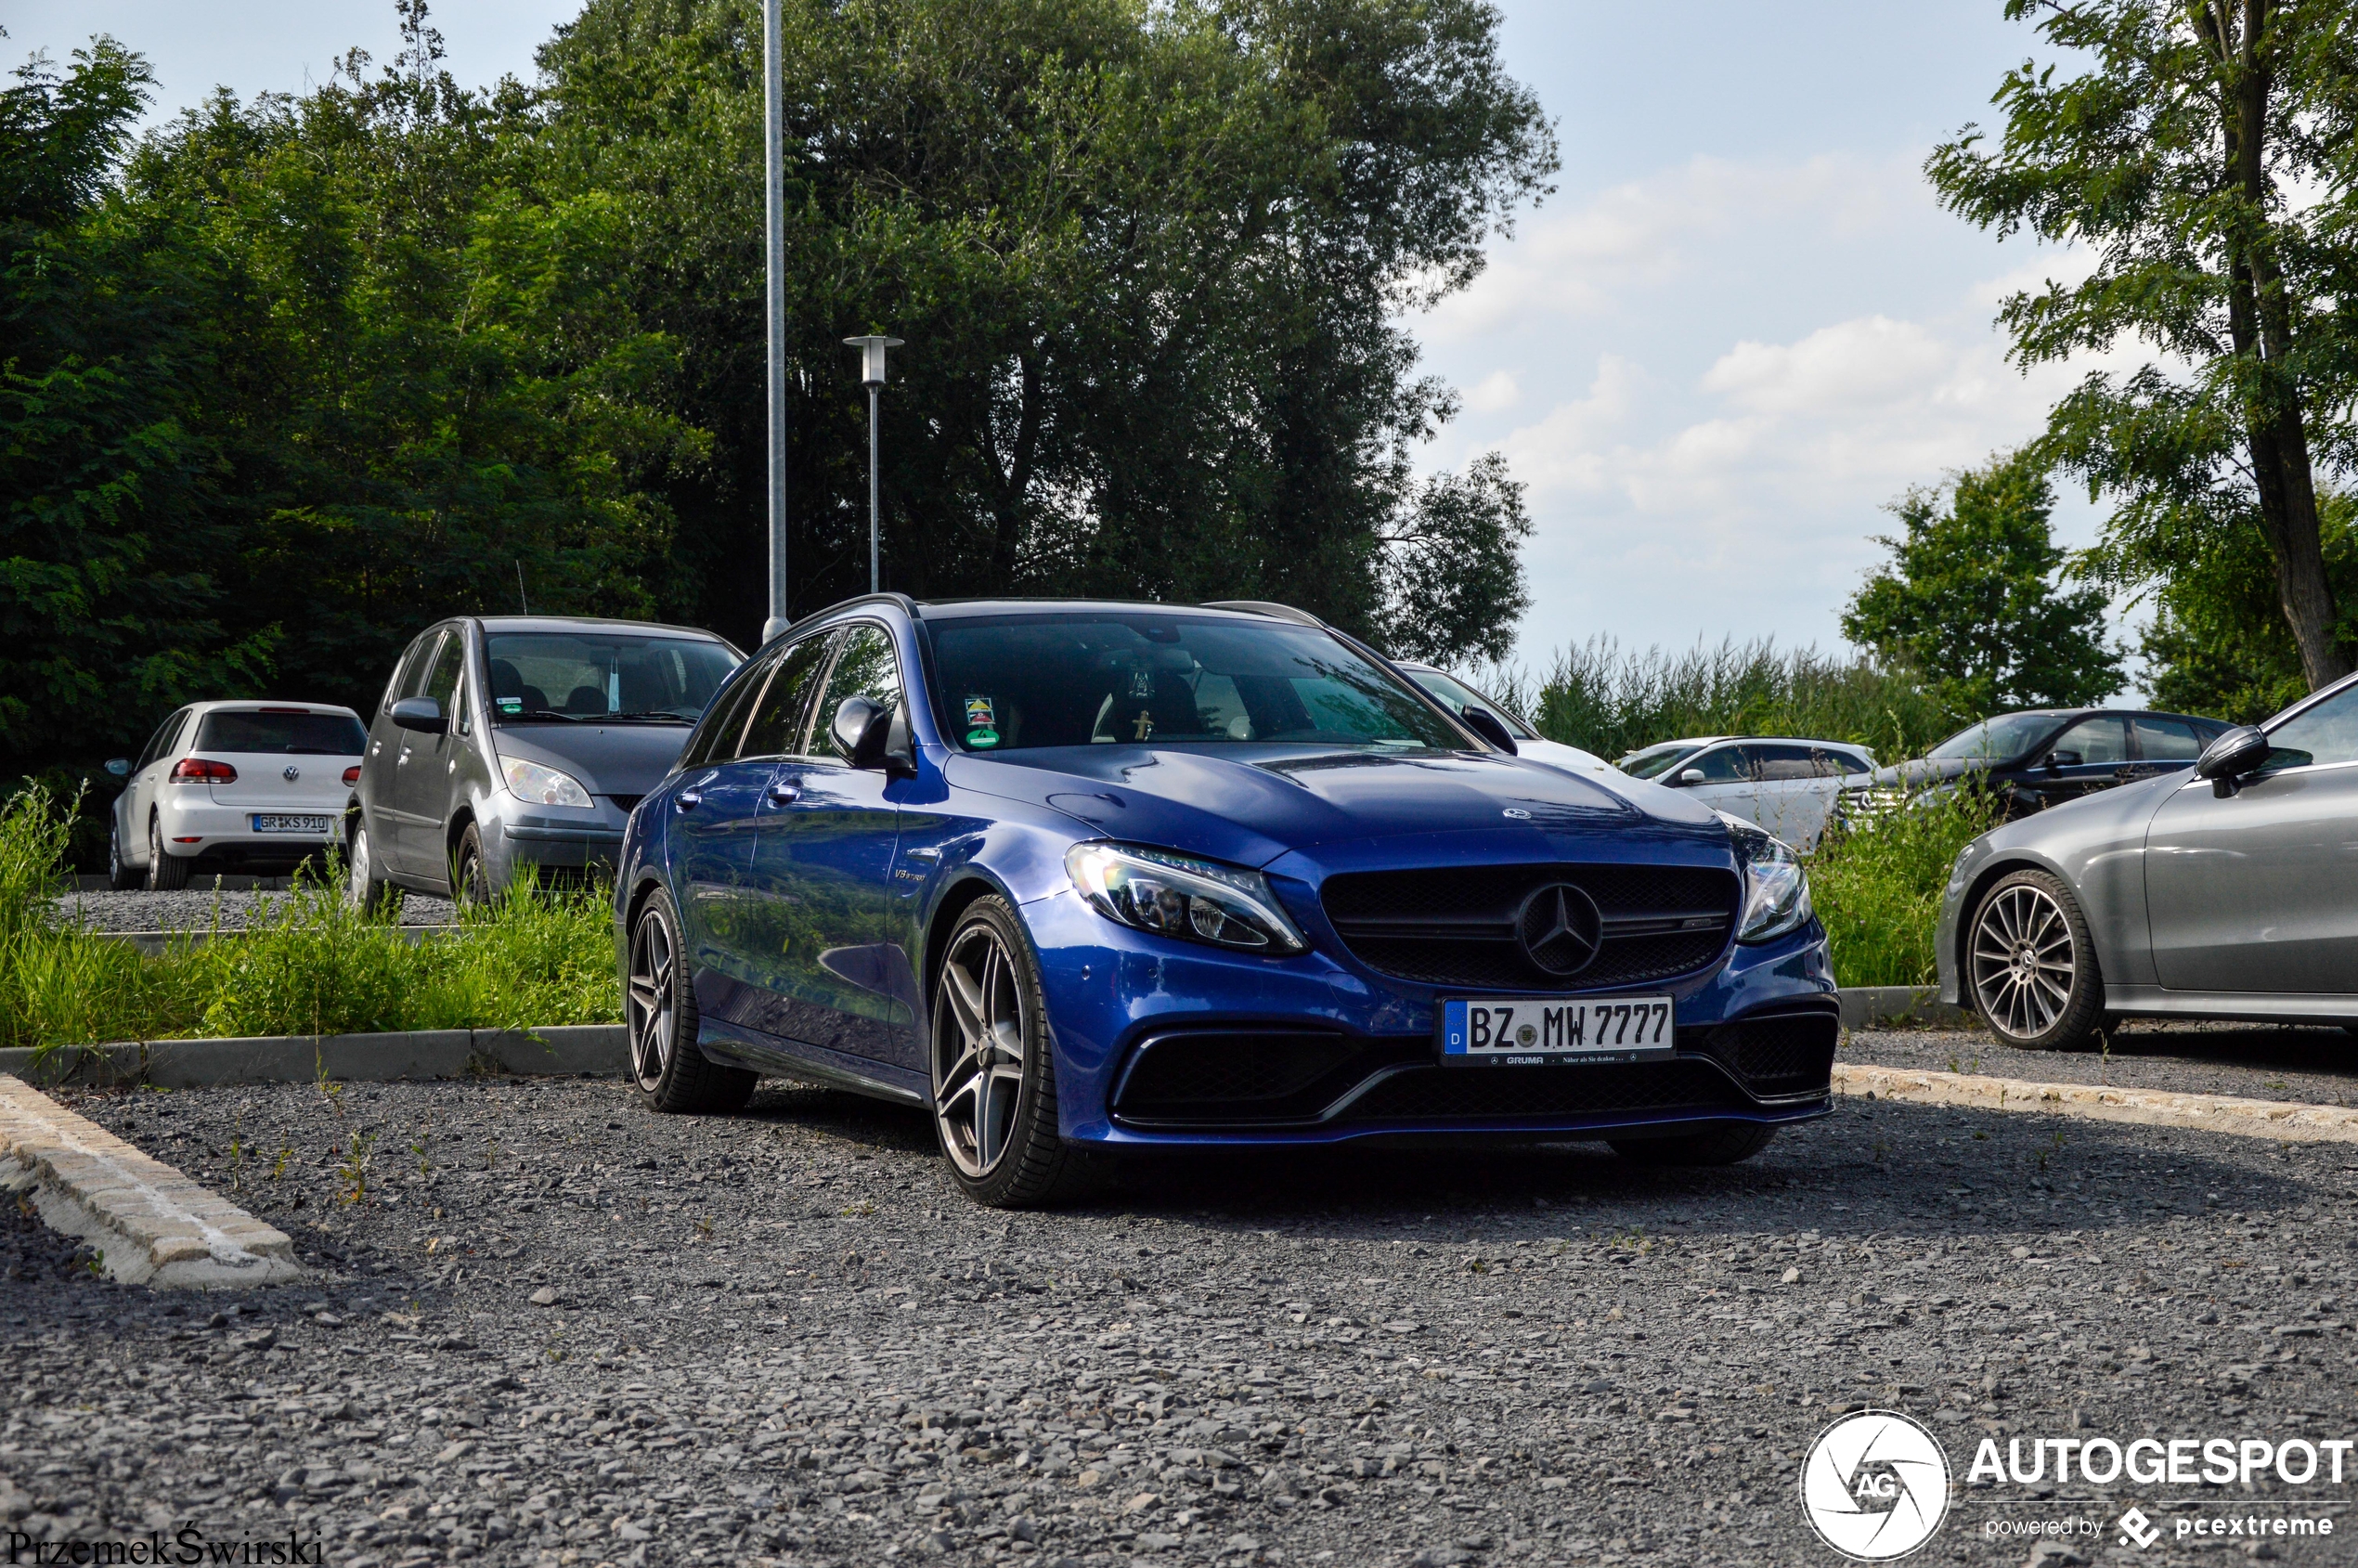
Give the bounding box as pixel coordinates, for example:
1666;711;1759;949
1463;369;1522;413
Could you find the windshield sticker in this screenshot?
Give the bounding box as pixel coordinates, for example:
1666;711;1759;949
964;695;996;730
497;697;523;715
966;727;1000;748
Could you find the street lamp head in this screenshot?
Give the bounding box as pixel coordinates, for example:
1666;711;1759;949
843;334;905;386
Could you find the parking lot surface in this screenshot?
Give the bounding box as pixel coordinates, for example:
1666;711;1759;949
1849;1021;2358;1110
5;1063;2355;1567
51;888;458;932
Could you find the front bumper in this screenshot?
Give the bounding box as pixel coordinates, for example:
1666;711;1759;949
1022;888;1838;1147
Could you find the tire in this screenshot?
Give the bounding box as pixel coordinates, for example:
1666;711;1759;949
1610;1123;1779;1166
107;823;140;891
452;823;493;906
628;888;756;1113
146;817;189;891
344;817;398;916
929;896;1089;1208
1966;868;2104;1050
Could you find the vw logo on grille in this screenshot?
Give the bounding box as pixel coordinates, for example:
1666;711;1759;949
1515;882;1602;977
282;764;301;783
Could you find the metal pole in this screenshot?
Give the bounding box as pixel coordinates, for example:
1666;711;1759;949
867;382;881;594
761;0;789;644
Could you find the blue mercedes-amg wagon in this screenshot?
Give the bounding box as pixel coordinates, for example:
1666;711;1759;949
615;596;1838;1206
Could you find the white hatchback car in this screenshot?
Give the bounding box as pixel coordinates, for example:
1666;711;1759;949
106;702;369;890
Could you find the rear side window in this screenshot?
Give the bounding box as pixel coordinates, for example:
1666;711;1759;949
739;635;837;758
195;710;368;756
2132;717;2201;760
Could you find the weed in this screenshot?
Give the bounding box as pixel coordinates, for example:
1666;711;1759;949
412;1132;433;1179
271;1140;292;1181
227;1120;246;1193
338;1132;375;1206
696;1215;716;1238
1807;786;2000;988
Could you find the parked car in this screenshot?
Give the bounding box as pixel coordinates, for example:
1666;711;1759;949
105;702;369;890
1937;674;2358;1048
1616;736;1877;852
615;594;1840;1207
347;616;742;906
1392;661;1617;779
1840;707;2231;826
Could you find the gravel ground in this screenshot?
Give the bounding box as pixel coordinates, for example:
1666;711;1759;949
1846;1021;2358;1111
48;887;457;932
6;1070;2357;1566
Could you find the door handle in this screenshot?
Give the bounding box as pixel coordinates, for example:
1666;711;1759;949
766;779;801;807
675;788;703;812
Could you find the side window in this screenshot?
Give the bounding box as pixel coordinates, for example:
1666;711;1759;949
2131;717;2202;761
2263;683;2358;770
1823;748;1873;776
422;632;465;713
739;634;838;758
1688;745;1751;783
678;652;776;771
2049;716;2129;765
392;632;444;707
1748;744;1823;782
137;709;188;771
813;625;904;763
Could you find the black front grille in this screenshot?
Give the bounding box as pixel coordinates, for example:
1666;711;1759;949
1722;1011;1837;1094
1319;863;1738;991
607;794;644;814
1341;1058;1748;1122
1112;1031;1423;1125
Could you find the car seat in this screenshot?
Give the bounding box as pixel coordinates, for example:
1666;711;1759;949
564;684;610;715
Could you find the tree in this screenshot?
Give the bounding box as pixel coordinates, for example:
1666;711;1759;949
1842;449;2124;717
2138;490;2358;720
1927;0;2358;692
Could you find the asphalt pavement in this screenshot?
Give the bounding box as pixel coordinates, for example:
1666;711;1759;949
6;1048;2357;1568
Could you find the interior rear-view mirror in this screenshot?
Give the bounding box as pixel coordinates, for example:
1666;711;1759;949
2196;724;2273;797
1458;706;1518;755
389;697;446;735
104;758;130;777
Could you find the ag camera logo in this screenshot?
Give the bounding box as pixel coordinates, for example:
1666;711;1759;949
1800;1409;1951;1561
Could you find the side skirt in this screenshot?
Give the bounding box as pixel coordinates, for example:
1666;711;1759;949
695;1017;931;1108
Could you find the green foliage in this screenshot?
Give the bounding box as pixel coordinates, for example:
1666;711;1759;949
1809;787;2001;989
1927;0;2358;689
0;789;616;1050
1841;448;2123;717
2139;495;2358;722
1526;637;1957;764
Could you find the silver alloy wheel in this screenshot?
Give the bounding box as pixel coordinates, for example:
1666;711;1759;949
1970;882;2076;1040
627;908;676;1093
933;923;1029;1180
346;825;374;909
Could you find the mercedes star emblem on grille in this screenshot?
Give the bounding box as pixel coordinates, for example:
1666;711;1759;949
282;764;301;783
1515;882;1603;977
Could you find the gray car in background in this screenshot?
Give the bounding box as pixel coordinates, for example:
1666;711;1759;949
1937;671;2358;1048
346;616;741;905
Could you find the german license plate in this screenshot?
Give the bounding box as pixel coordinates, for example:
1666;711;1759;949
1438;995;1675;1065
251;813;332;835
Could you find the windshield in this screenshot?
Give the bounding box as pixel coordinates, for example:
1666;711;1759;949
1406;669;1536;740
924;614;1466;752
1927;713;2060;762
486;633;739;723
193;709;367;756
1620;743;1706;780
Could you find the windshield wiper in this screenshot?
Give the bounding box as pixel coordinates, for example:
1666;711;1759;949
500;709;583;722
606;710;696;722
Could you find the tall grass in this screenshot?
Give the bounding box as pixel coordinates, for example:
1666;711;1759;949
1524;636;1958;762
1808;787;2000;989
0;787;619;1052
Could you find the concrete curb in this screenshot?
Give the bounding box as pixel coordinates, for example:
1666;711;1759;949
0;1074;304;1287
0;1025;628;1089
1838;985;1974;1030
84;927;460;955
1834;1063;2358;1144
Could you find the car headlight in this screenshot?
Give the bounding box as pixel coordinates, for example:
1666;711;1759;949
1720;813;1812;943
504;758;595;809
1065;843;1307;954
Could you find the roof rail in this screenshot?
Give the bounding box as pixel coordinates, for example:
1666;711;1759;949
1199;599;1328;628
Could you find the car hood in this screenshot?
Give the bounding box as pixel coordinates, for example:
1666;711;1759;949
942;744;1730;869
493;723;693;798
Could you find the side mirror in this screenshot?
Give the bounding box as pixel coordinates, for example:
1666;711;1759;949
2197;724;2272;797
1458;706;1518;755
832;695;913;776
2043;749;2081;770
1678;768;1705;786
389;697;447;735
104;758;131;778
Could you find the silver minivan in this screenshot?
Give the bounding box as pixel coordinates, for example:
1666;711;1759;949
346;616;741;905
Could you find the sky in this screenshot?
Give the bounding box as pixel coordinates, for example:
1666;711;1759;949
6;0;2128;678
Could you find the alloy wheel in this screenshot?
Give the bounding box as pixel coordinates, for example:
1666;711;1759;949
933;923;1030;1180
1970;882;2076;1040
628;907;676;1094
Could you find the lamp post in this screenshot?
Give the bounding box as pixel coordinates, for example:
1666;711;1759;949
761;0;789;643
843;334;902;594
